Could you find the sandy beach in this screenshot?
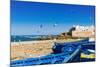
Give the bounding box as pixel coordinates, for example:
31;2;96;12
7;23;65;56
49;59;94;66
11;40;55;60
11;39;80;61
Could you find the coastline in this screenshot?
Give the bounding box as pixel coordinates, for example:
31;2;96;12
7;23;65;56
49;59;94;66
11;40;55;46
11;39;81;46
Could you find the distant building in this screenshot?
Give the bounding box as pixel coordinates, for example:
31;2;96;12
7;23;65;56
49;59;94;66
72;25;95;38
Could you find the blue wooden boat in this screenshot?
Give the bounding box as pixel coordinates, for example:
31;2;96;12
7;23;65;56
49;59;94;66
11;39;95;66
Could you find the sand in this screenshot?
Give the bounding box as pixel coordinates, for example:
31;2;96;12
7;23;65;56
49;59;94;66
11;40;55;61
11;39;80;61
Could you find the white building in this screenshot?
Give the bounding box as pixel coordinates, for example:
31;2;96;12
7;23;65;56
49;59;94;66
72;25;95;38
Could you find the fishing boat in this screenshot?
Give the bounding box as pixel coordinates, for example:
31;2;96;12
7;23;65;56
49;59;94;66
11;39;95;66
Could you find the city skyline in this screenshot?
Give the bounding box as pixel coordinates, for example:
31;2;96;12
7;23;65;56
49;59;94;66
11;1;95;35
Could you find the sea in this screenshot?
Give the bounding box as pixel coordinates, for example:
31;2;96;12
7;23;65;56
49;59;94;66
11;35;58;42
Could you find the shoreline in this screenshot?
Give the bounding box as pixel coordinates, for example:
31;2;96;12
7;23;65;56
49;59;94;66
11;39;81;46
11;40;55;46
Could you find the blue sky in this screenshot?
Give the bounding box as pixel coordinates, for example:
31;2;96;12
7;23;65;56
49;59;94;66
11;1;95;35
